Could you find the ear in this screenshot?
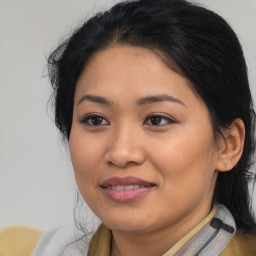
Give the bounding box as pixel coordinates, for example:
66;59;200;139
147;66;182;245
215;118;245;172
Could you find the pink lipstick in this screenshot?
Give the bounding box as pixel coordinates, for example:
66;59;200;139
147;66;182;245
100;176;155;202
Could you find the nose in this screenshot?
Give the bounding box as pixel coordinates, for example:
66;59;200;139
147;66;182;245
104;125;146;168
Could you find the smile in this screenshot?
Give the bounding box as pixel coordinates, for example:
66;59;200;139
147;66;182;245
100;176;155;202
107;185;146;190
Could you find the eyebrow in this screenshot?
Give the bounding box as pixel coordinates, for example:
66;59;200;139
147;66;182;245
77;94;186;107
77;95;113;107
136;94;186;107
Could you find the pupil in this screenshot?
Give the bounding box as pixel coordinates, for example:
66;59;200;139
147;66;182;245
151;116;161;125
92;116;102;125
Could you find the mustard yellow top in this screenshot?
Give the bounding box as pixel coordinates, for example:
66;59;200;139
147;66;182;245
0;226;43;256
220;232;256;256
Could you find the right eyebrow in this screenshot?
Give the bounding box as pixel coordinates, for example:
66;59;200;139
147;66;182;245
77;95;113;107
136;94;186;107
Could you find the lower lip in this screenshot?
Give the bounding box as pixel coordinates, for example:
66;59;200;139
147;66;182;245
102;187;154;202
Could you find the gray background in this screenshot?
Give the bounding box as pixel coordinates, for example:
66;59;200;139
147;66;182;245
0;0;255;230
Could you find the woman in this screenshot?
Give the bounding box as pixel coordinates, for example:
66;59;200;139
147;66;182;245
33;0;256;255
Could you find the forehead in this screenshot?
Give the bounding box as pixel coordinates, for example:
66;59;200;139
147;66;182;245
75;45;202;107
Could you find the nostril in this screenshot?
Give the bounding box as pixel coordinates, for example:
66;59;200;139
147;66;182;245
104;145;146;167
107;161;114;167
107;160;141;168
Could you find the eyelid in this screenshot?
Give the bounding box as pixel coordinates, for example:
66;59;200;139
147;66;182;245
79;113;110;126
79;112;176;126
143;112;176;125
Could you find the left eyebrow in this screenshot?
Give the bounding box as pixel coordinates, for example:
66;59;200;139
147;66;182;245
77;94;113;107
136;94;186;107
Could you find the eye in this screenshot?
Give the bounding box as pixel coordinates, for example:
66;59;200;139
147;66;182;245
144;114;175;126
80;114;109;126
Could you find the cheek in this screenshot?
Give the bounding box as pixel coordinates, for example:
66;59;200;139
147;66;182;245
147;126;217;198
149;129;216;171
69;129;104;190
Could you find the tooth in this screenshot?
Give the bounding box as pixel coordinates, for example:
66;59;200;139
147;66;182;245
107;185;146;190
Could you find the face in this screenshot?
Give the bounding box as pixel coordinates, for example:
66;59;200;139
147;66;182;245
69;45;220;235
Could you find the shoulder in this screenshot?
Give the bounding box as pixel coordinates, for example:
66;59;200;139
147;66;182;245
0;226;43;256
220;231;256;256
32;226;93;256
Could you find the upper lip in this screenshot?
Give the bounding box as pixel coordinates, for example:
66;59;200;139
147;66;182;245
100;176;155;187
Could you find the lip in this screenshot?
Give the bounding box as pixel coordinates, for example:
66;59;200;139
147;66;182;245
100;176;155;203
100;176;154;187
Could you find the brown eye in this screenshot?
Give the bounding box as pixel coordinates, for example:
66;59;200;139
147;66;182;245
81;115;109;126
150;116;162;125
144;114;175;126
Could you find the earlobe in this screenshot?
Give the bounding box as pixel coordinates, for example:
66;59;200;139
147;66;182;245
215;118;245;172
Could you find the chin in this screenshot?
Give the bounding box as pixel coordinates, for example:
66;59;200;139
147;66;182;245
101;213;155;233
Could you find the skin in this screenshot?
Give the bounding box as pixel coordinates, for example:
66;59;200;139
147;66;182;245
69;45;244;256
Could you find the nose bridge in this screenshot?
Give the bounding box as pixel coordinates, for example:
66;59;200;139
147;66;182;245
105;121;145;167
113;122;136;151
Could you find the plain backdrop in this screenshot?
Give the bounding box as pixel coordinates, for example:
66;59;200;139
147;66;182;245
0;0;255;230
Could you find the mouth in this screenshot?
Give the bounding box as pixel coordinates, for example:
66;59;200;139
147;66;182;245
106;185;148;191
100;176;156;202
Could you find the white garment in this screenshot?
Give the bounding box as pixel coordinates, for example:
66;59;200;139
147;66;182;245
32;226;92;256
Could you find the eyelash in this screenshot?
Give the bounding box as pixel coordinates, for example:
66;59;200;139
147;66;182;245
80;113;175;127
80;113;109;126
144;113;175;126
